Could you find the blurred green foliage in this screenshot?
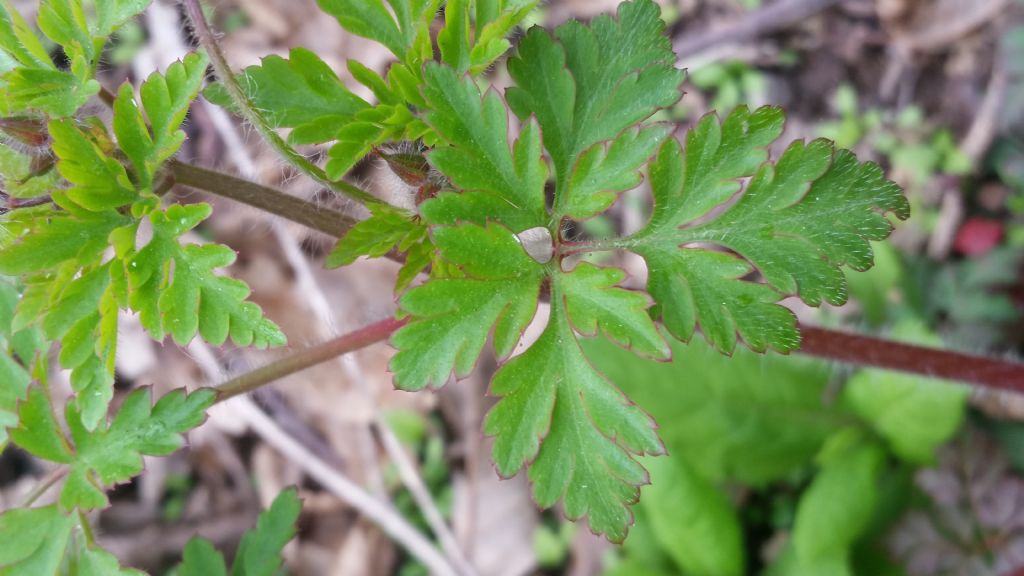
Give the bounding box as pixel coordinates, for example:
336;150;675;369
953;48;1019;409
578;316;965;576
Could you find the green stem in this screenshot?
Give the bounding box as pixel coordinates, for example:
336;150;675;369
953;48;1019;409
19;467;68;507
213;317;407;402
181;0;380;207
558;237;635;257
168;160;357;238
77;510;96;545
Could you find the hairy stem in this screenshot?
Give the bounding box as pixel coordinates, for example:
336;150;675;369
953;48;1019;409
181;0;379;206
168;160;356;238
213;317;407;402
799;325;1024;392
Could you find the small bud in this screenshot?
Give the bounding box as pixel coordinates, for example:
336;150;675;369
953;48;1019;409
377;143;431;187
0;117;49;151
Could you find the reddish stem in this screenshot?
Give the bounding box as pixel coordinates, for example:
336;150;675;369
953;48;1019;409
212;315;1024;404
799;325;1024;392
214;316;408;401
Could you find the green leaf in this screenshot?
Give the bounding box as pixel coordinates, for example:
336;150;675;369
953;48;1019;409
791;433;884;575
15;386;213;510
231;488;302;576
67;541;145;575
37;0;149;62
49;119;137;211
0;505;75;575
0;203;129;429
0;506;141;575
126;203;286;348
394;0;906;544
325;204;424;268
0;0;105;117
629;108;909;353
421;63;549;231
38;0;98;63
114;51;207;188
59;387;216;511
2;65;100;117
469;0;536;75
390;222;543;390
560;262;668;359
0;280;34;449
561;123;673;220
178;539;228;576
438;0;471;72
10;386;74;464
0;0;53;69
0;205;130;275
583;334;840;485
506;0;683;199
316;0;436;59
842;320;967;464
640;457;744;576
205;48;369;145
177;488;301;576
484;283;663;542
0;142;62;200
93;0;151;39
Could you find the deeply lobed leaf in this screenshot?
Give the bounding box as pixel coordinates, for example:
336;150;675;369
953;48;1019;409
317;0;437;60
0;0;149;117
390;222;543;390
505;0;683;218
484;279;665;542
126;204;286;348
114;51;208;188
629;107;910;354
204;48;370;145
10;386;215;511
420;63;549;231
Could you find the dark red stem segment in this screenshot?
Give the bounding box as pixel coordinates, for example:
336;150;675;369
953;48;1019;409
214;316;408;402
799;325;1024;392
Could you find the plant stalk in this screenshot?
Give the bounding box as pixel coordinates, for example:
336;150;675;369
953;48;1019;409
181;0;380;206
213;317;407;402
168;160;356;238
799;325;1024;392
19;467;69;507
